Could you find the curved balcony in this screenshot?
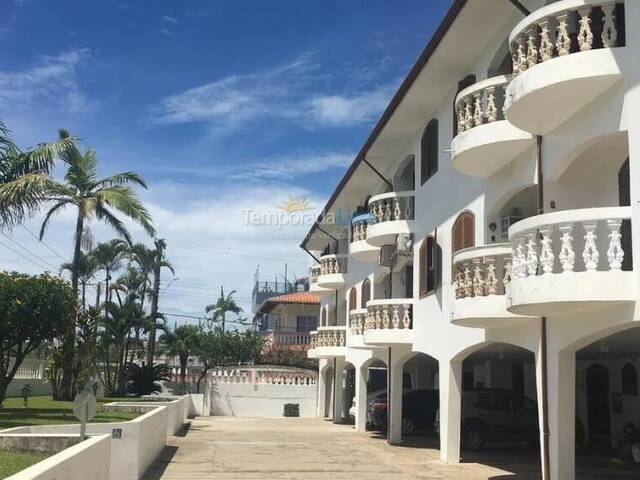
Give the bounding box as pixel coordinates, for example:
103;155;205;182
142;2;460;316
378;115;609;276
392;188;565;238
366;192;414;248
505;0;625;134
309;265;331;293
350;214;380;262
507;206;634;316
347;308;369;348
363;299;414;346
452;244;532;328
453;75;534;178
307;327;347;359
316;254;348;289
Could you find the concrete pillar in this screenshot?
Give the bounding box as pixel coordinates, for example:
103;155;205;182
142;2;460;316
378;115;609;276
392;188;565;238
539;348;575;480
333;357;346;424
355;363;368;432
439;360;462;463
388;350;404;444
317;362;328;418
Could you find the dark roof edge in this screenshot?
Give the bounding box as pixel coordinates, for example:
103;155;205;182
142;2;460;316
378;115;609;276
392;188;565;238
300;0;468;250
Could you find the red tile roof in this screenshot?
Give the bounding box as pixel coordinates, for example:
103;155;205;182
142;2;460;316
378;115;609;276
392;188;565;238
254;291;321;318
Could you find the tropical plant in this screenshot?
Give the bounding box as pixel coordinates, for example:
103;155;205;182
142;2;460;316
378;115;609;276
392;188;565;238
89;239;128;310
60;252;97;310
0;272;74;405
0;121;74;229
124;362;171;396
158;325;201;394
205;288;243;333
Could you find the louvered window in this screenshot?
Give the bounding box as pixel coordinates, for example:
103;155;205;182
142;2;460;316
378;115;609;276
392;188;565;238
419;236;438;296
349;287;357;311
421;119;439;185
361;279;371;307
452;211;475;254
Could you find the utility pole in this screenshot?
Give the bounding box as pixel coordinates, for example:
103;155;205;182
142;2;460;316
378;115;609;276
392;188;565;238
147;238;165;365
220;286;226;333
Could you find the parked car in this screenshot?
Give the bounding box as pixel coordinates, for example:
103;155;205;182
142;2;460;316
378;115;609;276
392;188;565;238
460;389;539;450
369;389;440;435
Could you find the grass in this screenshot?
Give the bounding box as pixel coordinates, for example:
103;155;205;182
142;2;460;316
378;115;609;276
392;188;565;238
0;396;141;430
0;450;48;479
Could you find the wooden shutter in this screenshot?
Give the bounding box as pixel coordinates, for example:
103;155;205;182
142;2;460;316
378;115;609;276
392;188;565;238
349;287;357;311
452;211;475;254
361;279;371;306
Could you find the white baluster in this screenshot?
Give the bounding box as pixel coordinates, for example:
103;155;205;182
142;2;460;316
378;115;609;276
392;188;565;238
526;232;539;276
577;8;594;52
455;266;466;299
383;200;392;222
393;198;401;221
485;87;498;123
457;104;466;133
402;305;411;329
539;226;555;275
463;263;474;297
473;93;484;127
558;223;575;272
601;4;618;48
391;306;400;329
527;26;539;68
539;18;554;61
511;47;520;75
382;305;391;329
375;306;382;329
607;219;624;271
517;37;528;73
472;258;485;297
503;258;513;286
464;98;473;130
484;256;498;295
582;222;599;271
556;13;571;56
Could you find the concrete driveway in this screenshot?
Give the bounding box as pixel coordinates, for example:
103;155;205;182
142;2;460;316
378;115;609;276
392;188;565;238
142;417;540;480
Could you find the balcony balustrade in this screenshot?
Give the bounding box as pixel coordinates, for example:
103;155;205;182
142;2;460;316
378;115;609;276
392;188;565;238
505;0;625;134
307;326;347;359
309;264;330;293
365;192;415;247
452;244;532;328
452;75;534;178
363;299;414;346
507;206;634;316
315;254;348;289
350;214;380;262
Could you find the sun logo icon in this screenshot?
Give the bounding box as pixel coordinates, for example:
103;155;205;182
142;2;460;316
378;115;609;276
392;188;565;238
277;195;313;213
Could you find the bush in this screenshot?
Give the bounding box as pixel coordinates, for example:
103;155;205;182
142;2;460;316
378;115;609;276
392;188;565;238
124;363;171;396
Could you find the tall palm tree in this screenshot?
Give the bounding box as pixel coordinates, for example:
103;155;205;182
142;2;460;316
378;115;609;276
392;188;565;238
0;123;74;228
60;252;97;310
89;239;128;310
205;287;243;333
35;135;155;400
158;325;201;394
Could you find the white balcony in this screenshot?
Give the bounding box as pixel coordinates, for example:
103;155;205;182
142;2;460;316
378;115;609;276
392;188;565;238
505;0;625;134
309;265;331;293
507;206;634;316
307;327;347;359
365;192;414;248
363;299;414;346
316;254;348;289
452;244;532;328
350;216;380;262
453;75;534;178
347;308;369;348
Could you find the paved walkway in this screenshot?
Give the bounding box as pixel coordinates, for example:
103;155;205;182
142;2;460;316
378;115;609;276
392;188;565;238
142;417;540;480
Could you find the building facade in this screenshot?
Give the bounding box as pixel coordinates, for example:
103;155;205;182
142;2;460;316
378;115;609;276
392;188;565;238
303;1;640;478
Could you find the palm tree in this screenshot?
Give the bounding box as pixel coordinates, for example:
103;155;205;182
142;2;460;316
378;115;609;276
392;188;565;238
35;135;155;400
205;287;243;333
0;123;74;228
60;252;97;310
89;239;128;310
159;325;201;394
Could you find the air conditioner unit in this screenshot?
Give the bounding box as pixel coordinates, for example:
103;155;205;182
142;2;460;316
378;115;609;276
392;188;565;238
379;245;394;267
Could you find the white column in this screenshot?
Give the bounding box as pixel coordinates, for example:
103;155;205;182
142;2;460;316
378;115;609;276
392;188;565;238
388;350;404;444
355;363;368;432
333;357;346;424
539;348;575;480
439;360;462;463
317;361;328;418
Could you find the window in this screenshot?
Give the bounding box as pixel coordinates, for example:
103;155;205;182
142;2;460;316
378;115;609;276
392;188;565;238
421;119;438;185
419;236;439;296
296;316;317;332
320;307;327;327
349;287;357;311
452;211;475;254
361;278;371;307
622;363;638;395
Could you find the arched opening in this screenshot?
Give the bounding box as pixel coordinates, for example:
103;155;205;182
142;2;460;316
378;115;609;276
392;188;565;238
320;306;327;327
452;211;475;254
340;361;356;424
361;278;371;307
487;39;513;77
321;364;334;418
460;343;540;465
486;185;537;244
351;358;388;432
575;325;640;473
348;287;357;312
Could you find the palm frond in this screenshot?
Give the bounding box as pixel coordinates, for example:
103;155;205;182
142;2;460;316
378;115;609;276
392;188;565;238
94;204;133;245
95;186;156;237
39;200;73;240
94;171;148;189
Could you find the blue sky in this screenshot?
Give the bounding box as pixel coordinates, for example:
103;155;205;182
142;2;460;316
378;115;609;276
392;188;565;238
0;0;450;324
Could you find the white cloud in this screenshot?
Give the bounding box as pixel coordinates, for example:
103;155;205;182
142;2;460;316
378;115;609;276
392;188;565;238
145;55;396;131
0;49;93;113
161;15;180;24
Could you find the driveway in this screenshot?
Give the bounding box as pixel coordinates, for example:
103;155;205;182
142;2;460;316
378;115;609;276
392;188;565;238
142;417;540;480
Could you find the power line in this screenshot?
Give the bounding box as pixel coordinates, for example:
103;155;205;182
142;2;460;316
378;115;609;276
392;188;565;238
21;225;68;262
0;238;52;272
1;232;60;272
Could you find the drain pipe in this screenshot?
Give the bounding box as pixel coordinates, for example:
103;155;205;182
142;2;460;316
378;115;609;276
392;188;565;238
536;135;551;480
387;346;392;444
333;357;337;422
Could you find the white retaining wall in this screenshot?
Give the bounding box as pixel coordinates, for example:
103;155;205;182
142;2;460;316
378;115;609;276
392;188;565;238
4;379;52;398
4;434;111;480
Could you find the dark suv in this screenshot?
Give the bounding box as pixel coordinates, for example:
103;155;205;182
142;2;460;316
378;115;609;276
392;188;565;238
370;389;440;435
461;389;539;450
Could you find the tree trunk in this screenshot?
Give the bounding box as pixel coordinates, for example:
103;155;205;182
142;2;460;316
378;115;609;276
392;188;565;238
59;213;84;400
146;242;164;365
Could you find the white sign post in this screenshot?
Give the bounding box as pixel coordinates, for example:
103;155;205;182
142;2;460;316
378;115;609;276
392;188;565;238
73;381;97;440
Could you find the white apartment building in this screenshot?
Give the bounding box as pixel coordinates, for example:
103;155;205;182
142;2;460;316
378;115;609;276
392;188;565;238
302;1;640;478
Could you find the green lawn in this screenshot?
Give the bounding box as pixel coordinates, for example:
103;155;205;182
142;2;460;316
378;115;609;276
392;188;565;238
0;450;48;479
0;396;140;430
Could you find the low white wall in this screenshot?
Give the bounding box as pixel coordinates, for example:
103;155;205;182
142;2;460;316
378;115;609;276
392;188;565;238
4;379;51;399
5;434;111;480
207;382;317;417
3;406;169;480
103;396;191;436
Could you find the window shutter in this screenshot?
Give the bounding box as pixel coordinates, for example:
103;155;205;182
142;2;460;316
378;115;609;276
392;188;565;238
349;288;357;311
419;241;427;294
452;211;475;254
361;279;371;306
